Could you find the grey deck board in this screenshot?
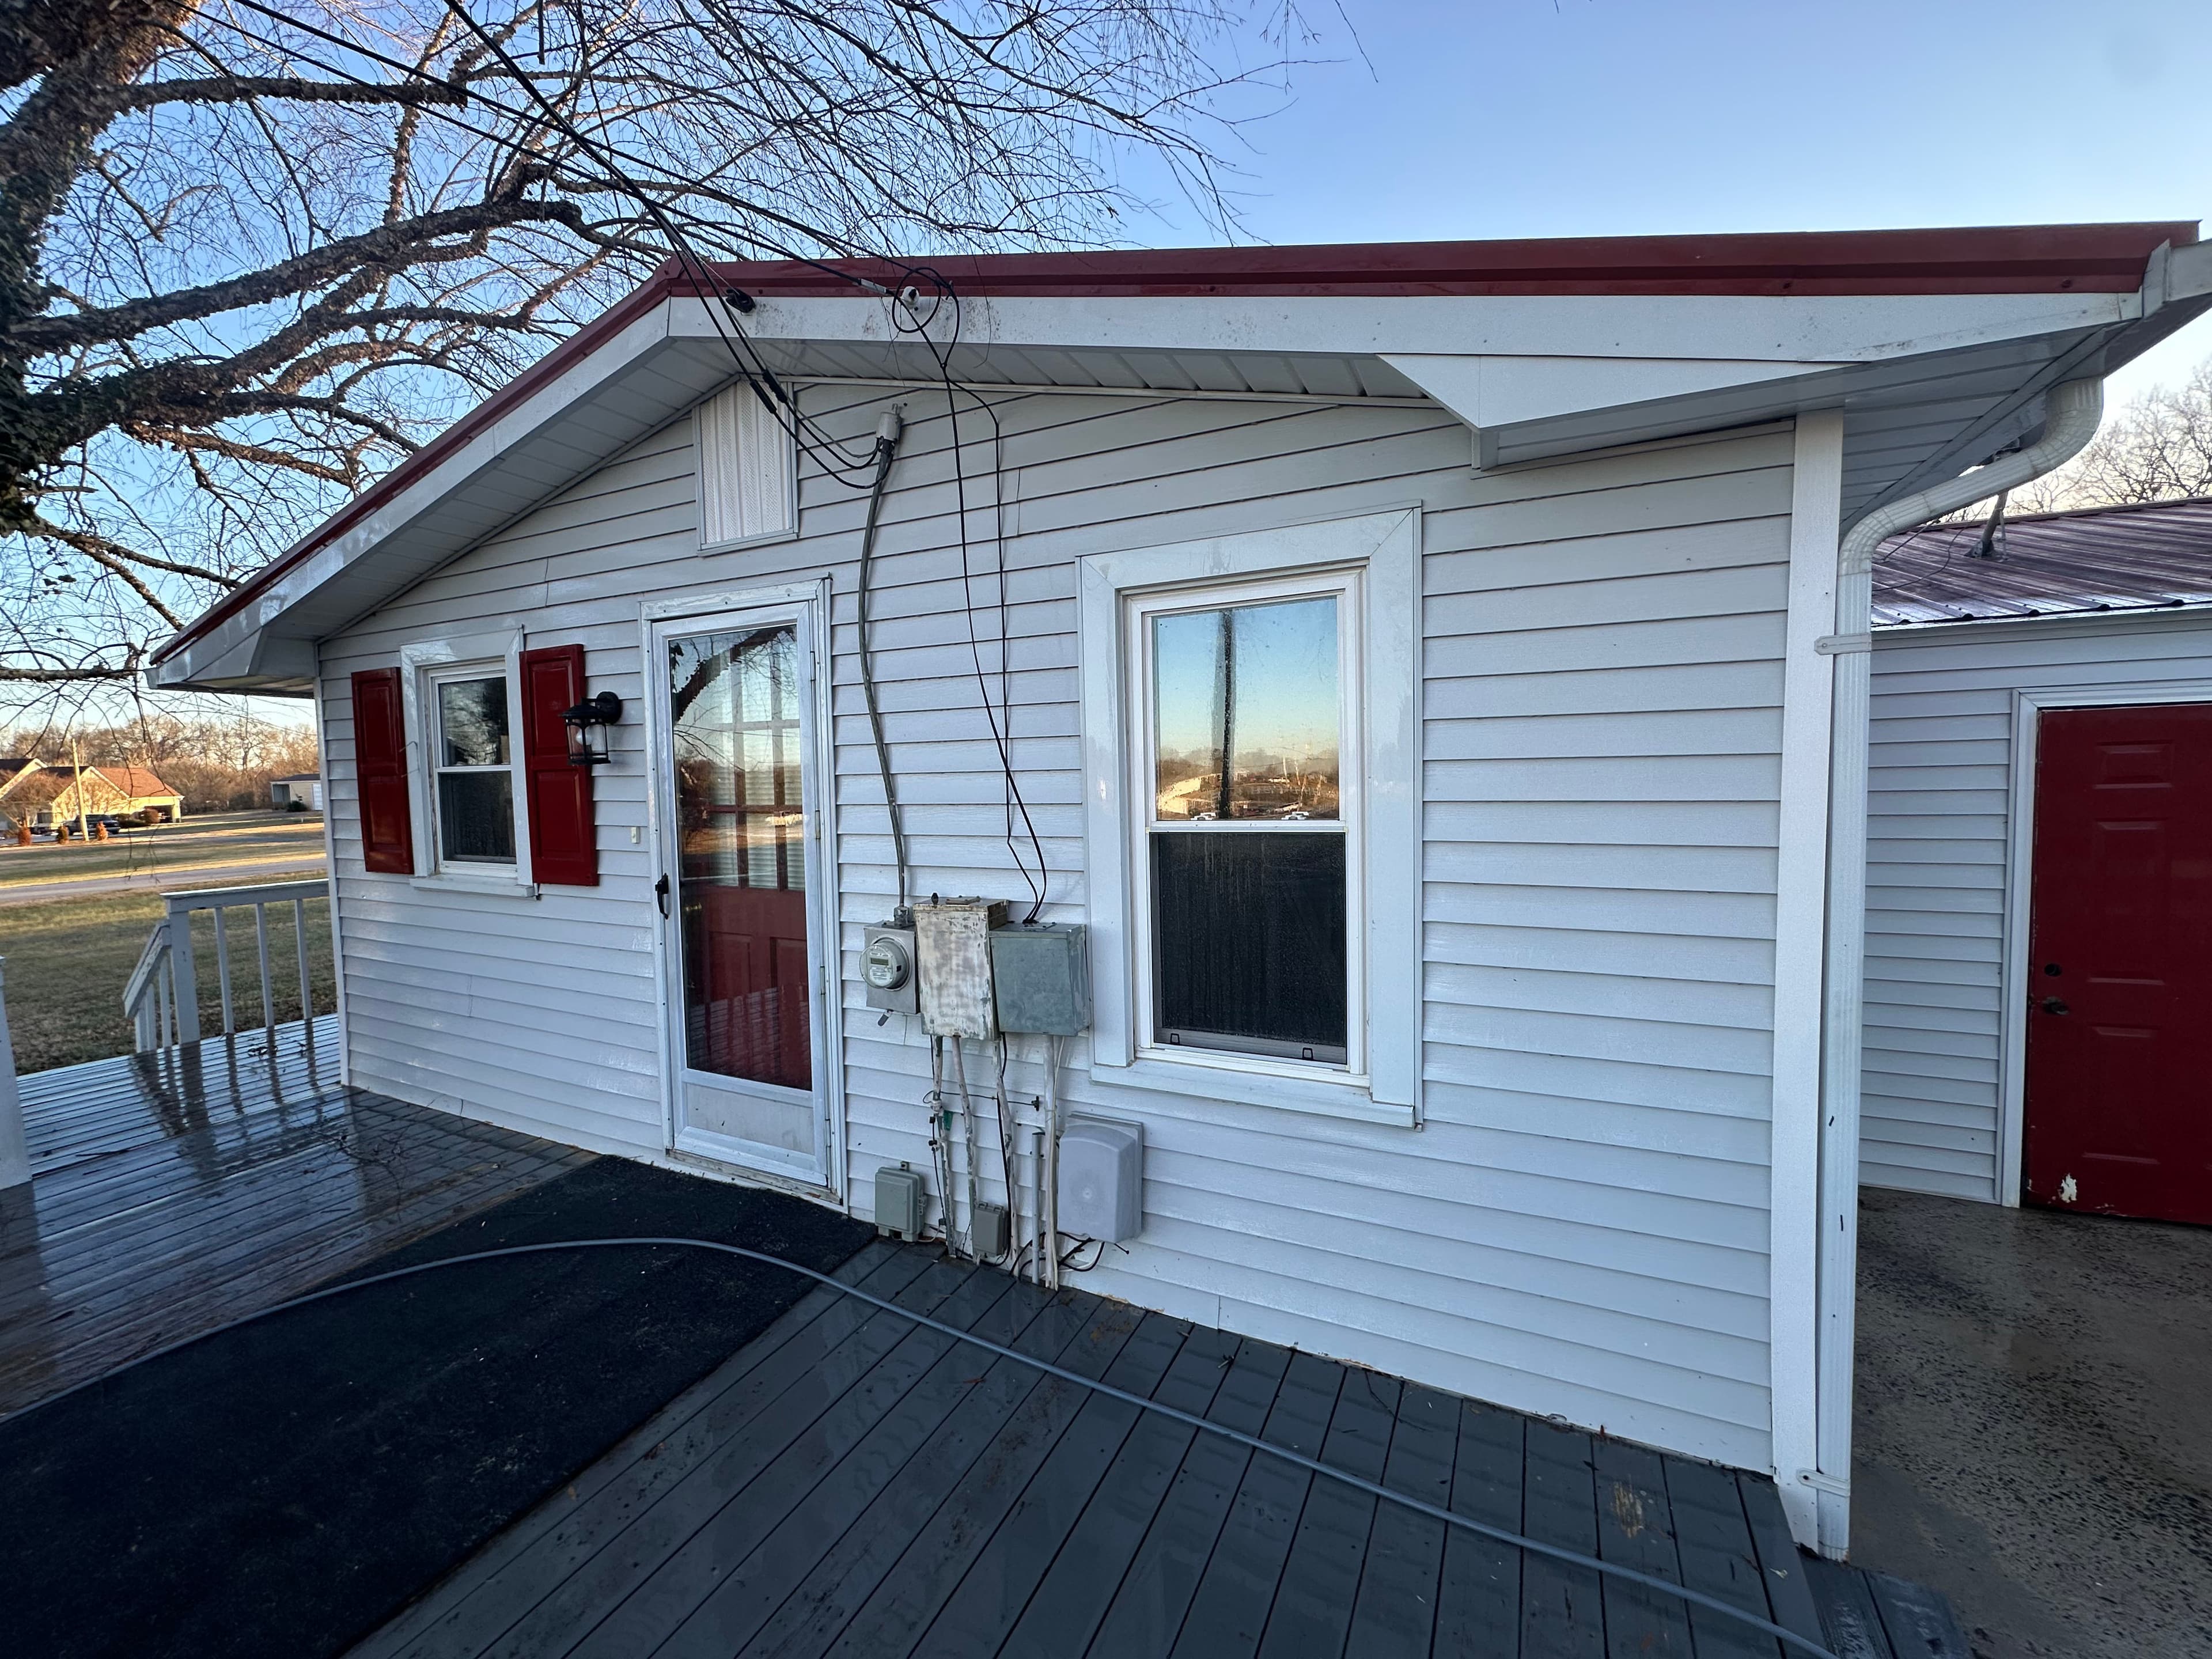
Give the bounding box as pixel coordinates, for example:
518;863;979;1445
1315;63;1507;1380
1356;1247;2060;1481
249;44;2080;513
907;1309;1193;1654
481;1257;985;1659
1255;1364;1399;1658
1078;1335;1292;1659
994;1324;1240;1659
1523;1419;1608;1659
1342;1381;1457;1658
0;1018;586;1417
1436;1400;1525;1659
1594;1437;1694;1657
1168;1347;1345;1659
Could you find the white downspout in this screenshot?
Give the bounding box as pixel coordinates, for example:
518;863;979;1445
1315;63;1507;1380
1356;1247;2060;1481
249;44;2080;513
1810;375;2104;1556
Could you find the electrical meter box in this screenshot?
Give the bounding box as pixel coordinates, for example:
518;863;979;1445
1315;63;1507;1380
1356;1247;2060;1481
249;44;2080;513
914;897;1005;1038
988;922;1090;1035
1059;1116;1144;1243
874;1162;926;1241
862;925;917;1014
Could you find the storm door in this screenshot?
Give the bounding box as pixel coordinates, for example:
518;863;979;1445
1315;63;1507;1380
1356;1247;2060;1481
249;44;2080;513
649;600;831;1185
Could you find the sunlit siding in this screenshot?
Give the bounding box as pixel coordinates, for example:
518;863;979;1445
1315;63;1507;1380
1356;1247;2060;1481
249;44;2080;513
321;388;1796;1469
1861;615;2212;1200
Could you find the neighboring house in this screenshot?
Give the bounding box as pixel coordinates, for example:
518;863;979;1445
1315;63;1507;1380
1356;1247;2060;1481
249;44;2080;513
146;222;2212;1559
0;758;42;831
10;766;184;827
270;772;324;810
1864;495;2212;1225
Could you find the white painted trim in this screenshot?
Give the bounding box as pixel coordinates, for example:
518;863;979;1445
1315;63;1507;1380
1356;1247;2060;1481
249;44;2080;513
639;583;844;1198
1771;410;1842;1551
312;666;351;1088
1077;505;1421;1127
399;627;533;892
1996;678;2212;1208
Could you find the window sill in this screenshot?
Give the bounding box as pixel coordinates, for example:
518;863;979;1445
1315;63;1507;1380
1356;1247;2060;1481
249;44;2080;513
1093;1050;1414;1130
409;872;538;899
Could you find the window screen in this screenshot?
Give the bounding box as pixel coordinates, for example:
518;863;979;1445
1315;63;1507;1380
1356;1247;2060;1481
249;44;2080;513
1147;590;1348;1063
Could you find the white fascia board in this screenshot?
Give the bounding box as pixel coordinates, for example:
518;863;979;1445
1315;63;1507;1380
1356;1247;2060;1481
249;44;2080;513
158;301;680;690
733;290;2136;368
1378;353;1843;433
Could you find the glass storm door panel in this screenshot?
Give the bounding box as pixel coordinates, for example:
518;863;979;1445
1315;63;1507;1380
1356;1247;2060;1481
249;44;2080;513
658;611;827;1183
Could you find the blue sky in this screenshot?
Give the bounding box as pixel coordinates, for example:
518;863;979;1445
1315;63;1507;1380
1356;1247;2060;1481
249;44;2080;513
1138;0;2212;397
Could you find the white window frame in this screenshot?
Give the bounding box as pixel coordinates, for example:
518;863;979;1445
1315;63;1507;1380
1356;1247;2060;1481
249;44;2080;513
400;629;535;894
1078;506;1421;1128
1130;567;1365;1075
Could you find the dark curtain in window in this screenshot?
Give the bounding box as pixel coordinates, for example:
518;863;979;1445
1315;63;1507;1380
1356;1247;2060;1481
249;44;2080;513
1152;832;1347;1060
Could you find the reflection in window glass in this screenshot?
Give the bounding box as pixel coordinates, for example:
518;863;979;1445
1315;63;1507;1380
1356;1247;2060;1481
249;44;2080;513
1152;596;1339;821
433;673;515;864
668;624;812;1090
438;677;510;766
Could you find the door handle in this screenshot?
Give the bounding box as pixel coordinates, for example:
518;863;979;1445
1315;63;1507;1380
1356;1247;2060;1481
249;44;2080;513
654;874;670;917
2040;997;2069;1016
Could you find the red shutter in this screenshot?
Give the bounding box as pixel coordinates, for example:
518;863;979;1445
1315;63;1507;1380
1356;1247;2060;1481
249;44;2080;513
520;643;597;886
351;666;414;875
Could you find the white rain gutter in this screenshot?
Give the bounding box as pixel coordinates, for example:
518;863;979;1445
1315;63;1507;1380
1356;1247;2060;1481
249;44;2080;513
1807;374;2104;1555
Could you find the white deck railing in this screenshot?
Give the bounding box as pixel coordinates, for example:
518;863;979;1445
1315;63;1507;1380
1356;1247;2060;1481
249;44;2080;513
0;956;26;1188
123;879;330;1051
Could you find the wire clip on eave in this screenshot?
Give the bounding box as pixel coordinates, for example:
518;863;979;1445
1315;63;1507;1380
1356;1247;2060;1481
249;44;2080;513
32;1237;1841;1659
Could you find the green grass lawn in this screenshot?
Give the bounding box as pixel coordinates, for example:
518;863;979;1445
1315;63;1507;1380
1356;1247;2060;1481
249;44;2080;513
0;809;326;888
0;874;333;1073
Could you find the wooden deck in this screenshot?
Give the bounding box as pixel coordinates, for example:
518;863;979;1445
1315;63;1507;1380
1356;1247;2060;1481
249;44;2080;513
0;1017;591;1417
353;1240;1848;1659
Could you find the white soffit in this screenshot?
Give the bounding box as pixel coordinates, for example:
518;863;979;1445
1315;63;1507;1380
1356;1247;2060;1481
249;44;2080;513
1380;353;1840;434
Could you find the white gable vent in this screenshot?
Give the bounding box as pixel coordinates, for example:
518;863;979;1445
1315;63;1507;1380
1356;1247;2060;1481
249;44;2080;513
696;382;794;547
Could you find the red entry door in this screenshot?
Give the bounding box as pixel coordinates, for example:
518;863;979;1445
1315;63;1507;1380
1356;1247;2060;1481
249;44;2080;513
2022;703;2212;1224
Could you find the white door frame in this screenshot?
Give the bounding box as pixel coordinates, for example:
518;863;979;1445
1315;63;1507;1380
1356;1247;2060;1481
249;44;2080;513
641;580;844;1198
1997;678;2212;1206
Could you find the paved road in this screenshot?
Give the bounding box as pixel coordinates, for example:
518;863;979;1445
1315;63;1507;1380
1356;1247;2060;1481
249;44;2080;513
0;854;328;907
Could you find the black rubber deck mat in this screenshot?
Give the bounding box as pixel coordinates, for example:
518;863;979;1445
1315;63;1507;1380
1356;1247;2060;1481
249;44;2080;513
0;1156;875;1659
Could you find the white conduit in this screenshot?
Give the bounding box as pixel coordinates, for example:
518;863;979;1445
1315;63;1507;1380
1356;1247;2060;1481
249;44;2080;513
34;1236;1840;1658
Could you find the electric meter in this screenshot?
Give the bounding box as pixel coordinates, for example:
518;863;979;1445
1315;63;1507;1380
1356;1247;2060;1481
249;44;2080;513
863;926;916;1013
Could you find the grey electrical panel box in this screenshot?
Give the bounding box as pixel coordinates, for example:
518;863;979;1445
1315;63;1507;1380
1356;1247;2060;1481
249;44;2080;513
1059;1116;1143;1243
972;1202;1010;1262
989;922;1090;1035
863;925;918;1014
875;1162;926;1241
915;897;1006;1038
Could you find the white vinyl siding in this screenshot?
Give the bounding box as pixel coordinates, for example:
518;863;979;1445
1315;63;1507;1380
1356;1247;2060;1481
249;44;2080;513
321;387;1797;1471
1861;614;2212;1202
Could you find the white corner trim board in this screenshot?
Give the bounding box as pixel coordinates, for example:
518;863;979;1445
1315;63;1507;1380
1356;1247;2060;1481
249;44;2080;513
1075;505;1422;1128
1771;410;1842;1554
1995;679;2212;1207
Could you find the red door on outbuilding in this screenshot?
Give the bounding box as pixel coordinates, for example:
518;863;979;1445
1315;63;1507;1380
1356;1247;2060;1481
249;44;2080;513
2023;702;2212;1225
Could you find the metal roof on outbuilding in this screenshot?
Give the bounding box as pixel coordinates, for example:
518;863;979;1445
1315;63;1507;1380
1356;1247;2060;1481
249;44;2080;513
1872;496;2212;627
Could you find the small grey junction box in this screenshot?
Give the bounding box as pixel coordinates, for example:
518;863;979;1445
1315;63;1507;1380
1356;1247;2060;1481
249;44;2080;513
875;1162;926;1241
1058;1117;1143;1243
989;922;1090;1035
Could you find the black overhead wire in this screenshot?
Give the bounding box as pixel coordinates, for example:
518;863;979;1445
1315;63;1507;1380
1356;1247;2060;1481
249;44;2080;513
196;0;1051;916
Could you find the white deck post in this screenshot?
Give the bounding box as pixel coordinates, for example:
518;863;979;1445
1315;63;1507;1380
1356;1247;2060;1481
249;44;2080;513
165;897;203;1044
0;956;29;1190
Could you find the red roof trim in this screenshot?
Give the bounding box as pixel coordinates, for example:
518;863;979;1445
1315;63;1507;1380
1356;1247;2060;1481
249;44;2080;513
157;222;2193;666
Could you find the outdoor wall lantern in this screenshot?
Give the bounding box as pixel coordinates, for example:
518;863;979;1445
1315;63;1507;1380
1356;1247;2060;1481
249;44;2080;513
561;691;623;766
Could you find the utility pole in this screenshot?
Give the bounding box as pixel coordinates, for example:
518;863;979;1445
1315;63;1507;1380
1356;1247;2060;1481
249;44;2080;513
71;735;86;840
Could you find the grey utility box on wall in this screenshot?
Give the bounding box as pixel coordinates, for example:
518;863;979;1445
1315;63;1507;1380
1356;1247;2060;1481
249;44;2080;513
862;925;917;1014
874;1162;926;1241
988;922;1090;1035
1058;1116;1143;1243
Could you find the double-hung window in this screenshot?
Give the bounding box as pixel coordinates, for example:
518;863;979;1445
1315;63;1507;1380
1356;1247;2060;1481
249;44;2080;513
429;668;517;867
1080;508;1421;1126
1138;575;1358;1067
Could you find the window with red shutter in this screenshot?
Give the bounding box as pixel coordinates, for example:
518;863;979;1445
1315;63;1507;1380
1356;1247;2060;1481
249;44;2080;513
519;644;597;885
351;666;414;874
